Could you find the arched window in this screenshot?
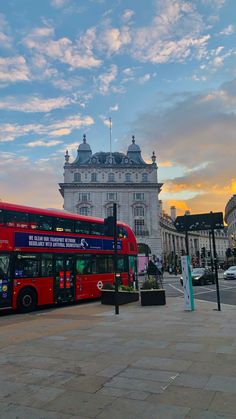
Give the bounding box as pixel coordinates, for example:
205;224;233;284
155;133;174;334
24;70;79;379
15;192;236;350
125;173;132;182
142;173;148;182
134;219;146;236
107;206;113;217
91;172;97;182
108;173;115;182
74;173;81;182
79;206;90;216
134;206;145;217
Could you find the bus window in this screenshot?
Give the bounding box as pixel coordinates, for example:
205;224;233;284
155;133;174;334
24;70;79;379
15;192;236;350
41;254;53;276
95;255;106;273
5;210;29;228
90;222;104;236
129;255;136;274
107;256;114;273
29;214;53;231
0;210;4;226
75;255;91;274
118;226;128;238
117;256;126;272
54;217;74;233
0;254;10;278
74;220;90;235
15;254;40;278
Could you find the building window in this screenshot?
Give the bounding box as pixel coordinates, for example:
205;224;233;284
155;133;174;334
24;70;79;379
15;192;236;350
91;173;97;182
125;173;132;182
133;193;144;201
107;206;113;217
108;173;115;182
74;173;81;182
134;206;145;217
107;192;117;201
79;206;90;216
142;173;148;182
79;193;90;202
134;219;145;236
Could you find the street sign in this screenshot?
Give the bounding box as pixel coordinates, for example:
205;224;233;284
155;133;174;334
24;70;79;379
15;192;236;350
174;212;224;232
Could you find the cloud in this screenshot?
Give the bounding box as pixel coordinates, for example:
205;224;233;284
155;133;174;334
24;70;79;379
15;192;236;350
49;115;94;136
138;74;151;84
0;56;30;83
0;113;94;143
0;13;12;49
97;25;131;56
127;0;210;64
0;123;42;142
109;104;119;111
0;95;73;113
27;140;62;147
97;64;118;94
159;161;173;168
130;78;236;214
51;0;69;8
0;154;62;209
219;24;234;35
121;9;135;22
23;27;102;70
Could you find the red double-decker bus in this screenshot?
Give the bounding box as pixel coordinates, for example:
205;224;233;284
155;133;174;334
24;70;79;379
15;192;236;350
0;202;137;312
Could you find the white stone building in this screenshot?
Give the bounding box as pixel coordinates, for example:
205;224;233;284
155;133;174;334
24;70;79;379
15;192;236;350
160;205;229;268
225;195;236;246
59;135;163;258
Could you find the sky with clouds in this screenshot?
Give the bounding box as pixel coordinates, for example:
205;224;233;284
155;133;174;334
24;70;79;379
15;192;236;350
0;0;236;216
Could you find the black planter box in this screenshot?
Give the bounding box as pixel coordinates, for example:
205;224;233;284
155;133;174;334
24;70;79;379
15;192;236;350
101;290;139;305
140;289;166;306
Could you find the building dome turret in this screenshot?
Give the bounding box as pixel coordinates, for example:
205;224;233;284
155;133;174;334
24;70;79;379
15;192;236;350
72;134;92;165
126;135;145;164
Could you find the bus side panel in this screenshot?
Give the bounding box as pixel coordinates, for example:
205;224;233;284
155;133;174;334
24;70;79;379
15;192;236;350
12;277;54;309
90;273;115;298
75;275;92;300
120;272;129;286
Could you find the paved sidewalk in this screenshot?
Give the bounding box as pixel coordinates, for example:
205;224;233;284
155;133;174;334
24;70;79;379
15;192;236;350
1;297;236;418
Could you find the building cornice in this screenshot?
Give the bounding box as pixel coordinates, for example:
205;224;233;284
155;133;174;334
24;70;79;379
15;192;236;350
59;182;163;197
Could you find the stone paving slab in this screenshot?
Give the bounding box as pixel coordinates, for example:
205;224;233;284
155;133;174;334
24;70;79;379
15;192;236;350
1;298;236;418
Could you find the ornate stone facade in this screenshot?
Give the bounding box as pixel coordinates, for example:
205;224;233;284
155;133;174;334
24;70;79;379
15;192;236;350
160;204;229;268
225;195;236;247
59;135;163;257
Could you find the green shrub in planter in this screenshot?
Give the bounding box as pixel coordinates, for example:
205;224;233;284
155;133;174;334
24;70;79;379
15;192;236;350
141;277;160;290
140;277;166;306
101;283;139;305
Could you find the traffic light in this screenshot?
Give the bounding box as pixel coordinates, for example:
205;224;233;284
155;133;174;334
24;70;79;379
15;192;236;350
104;216;115;236
201;247;206;258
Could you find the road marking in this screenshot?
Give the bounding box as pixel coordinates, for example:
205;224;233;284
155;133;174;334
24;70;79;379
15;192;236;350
168;283;184;294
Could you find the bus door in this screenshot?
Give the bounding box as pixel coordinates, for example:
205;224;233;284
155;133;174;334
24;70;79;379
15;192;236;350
75;255;92;299
0;254;12;308
54;254;75;303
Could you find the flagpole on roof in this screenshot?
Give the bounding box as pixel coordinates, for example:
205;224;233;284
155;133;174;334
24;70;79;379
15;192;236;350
109;117;112;157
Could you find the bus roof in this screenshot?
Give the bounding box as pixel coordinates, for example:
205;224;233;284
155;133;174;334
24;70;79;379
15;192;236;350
0;201;127;227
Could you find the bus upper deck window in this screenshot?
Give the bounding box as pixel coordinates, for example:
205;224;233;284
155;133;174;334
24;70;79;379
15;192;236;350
30;214;53;231
118;226;128;238
5;211;29;228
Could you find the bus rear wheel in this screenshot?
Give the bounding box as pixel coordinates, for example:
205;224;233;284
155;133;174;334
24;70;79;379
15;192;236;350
17;287;37;312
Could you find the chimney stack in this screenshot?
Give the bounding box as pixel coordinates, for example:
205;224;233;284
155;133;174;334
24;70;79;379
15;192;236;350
170;206;176;220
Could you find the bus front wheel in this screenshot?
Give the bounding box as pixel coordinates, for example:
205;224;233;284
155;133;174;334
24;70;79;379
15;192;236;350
17;287;37;312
